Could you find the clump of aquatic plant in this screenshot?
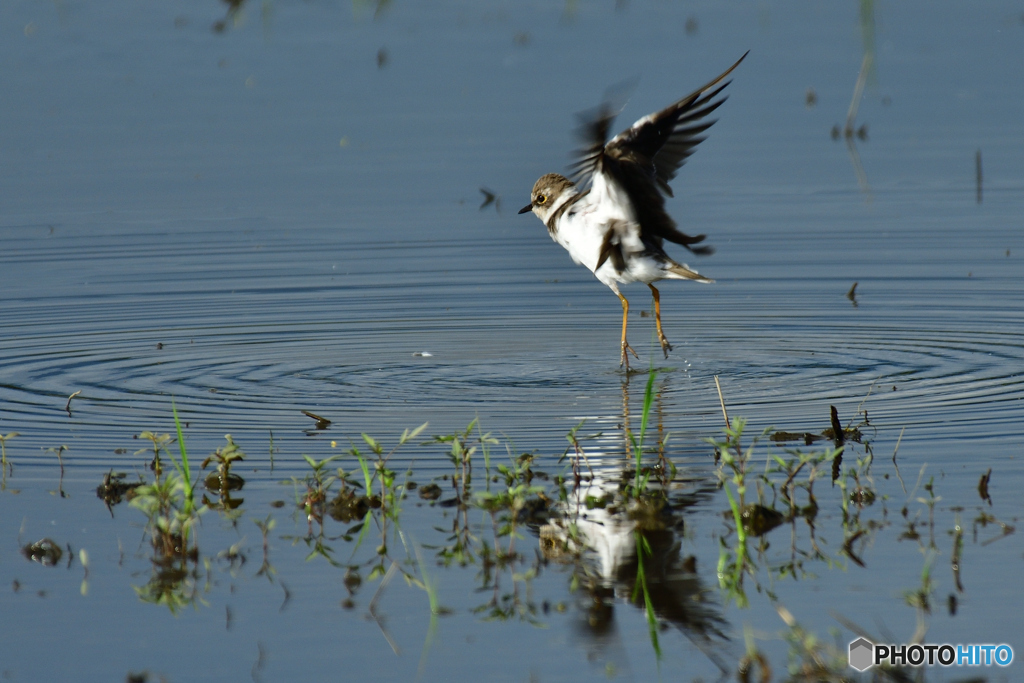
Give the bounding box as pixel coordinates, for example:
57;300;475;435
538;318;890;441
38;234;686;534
707;417;762;603
128;404;208;612
96;470;146;513
707;382;860;603
402;421;549;624
476;453;548;558
295;453;341;530
202;434;246;488
473;458;548;626
836;448;876;514
201;434;247;512
135;430;174;475
129;460;208;611
130;467;205;560
714;426;852;602
287;425;428;570
327;478;372;527
282;452;347;565
430;418;496;506
350;422;428;517
711;417;777;533
419;421;489;568
422;420;500;569
22;538;63;566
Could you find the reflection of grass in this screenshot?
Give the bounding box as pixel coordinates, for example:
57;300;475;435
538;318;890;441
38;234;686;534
68;391;1010;678
120;403;212;612
632;530;661;660
708;397;852;607
775;604;851;681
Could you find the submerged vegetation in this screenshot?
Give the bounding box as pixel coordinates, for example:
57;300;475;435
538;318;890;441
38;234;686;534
0;378;1012;682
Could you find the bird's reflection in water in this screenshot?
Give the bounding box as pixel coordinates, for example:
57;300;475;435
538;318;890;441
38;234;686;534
540;372;729;675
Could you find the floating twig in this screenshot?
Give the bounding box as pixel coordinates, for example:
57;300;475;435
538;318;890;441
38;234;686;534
978;468;992;506
713;375;729;429
301;410;331;430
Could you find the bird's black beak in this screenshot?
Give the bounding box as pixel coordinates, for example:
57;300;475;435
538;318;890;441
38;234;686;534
518;203;533;214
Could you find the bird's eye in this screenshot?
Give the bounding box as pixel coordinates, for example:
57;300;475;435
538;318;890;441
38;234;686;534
536;194;547;205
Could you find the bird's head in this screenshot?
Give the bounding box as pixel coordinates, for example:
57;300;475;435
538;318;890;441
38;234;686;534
518;173;576;222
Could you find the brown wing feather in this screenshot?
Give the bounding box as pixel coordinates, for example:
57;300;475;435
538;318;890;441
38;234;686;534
595;220;629;273
567;52;747;257
606;52;747;254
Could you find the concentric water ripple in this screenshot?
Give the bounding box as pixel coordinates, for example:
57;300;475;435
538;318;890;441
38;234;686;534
2;220;1022;485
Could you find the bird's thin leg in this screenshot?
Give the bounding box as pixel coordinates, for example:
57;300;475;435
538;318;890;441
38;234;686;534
648;283;673;358
616;291;639;369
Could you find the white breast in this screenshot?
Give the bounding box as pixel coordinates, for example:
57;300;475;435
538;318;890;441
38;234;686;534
552;172;646;284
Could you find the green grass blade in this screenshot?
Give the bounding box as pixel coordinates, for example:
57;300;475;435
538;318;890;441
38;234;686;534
354;449;373;491
171;398;194;510
634;368;657;490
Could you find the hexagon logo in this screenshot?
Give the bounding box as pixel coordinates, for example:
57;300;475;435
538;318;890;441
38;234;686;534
848;637;875;672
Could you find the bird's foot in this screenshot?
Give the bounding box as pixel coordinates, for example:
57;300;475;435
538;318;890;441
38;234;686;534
658;334;673;359
619;341;640;369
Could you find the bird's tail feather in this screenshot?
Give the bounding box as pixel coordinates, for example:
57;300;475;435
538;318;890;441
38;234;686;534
666;262;714;283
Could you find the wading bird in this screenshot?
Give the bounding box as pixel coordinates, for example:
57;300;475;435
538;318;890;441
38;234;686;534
519;52;747;369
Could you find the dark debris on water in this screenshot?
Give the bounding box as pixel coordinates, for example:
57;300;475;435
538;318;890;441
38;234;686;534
21;538;63;567
96;471;145;508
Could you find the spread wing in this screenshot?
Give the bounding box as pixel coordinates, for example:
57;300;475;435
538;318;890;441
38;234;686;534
567;78;637;189
610;51;748;198
571;52;747;194
567;52;748;256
